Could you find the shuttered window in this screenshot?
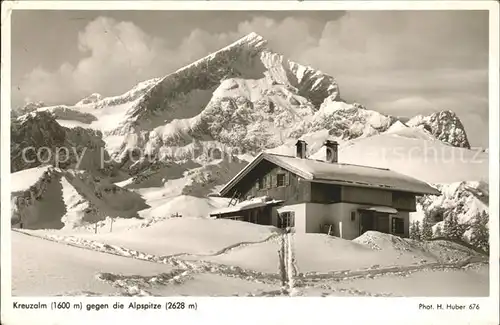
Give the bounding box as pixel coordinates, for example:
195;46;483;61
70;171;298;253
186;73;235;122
278;211;295;228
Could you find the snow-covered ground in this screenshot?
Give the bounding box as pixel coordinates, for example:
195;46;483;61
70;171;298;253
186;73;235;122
292;231;485;274
191;236;281;274
299;264;489;297
12;222;488;297
11;231;173;296
66;217;279;256
147;273;280;297
293;233;429;274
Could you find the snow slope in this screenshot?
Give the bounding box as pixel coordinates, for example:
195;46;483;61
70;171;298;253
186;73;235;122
338;133;487;184
12;231;173;296
266;124;487;185
300;265;489;297
10;165;52;193
293;232;483;274
67;217;278;257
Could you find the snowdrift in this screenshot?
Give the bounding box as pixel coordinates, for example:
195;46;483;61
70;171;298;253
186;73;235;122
293;231;483;274
69;217;279;257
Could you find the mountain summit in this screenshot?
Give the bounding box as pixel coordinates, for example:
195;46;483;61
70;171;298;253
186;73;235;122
112;32;341;138
12;32;474;174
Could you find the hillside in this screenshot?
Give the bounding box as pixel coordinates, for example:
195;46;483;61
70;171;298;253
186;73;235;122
11;166;149;230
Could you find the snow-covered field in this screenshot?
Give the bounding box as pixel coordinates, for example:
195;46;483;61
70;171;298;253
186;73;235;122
66;217;278;256
12;219;489;297
299;265;489;297
11;231;173;296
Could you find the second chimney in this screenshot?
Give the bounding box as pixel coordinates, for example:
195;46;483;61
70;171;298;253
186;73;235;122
324;140;339;163
295;140;307;159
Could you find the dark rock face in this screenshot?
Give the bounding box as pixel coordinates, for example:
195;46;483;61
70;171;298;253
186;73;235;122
10;111;112;173
13;101;46;117
408;110;471;149
11;111;67;172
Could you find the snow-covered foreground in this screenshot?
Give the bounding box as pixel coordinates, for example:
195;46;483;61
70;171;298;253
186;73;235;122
12;219;489;297
11;231;173;296
12;231;282;297
299;264;489;297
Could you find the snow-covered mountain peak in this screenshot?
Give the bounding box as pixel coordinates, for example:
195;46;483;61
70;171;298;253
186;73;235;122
229;32;267;50
105;32;341;145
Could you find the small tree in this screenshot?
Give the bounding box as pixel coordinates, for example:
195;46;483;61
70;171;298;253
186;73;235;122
409;220;422;241
421;215;433;241
469;211;489;254
443;214;467;240
443;213;453;238
434;224;443;238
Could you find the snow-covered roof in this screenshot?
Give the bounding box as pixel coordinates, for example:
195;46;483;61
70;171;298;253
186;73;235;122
219;153;440;196
210;196;284;216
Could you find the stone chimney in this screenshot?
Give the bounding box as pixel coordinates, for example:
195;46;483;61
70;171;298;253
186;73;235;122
324;140;339;163
295;140;307;159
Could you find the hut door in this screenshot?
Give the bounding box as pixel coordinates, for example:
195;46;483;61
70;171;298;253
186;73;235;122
360;211;375;235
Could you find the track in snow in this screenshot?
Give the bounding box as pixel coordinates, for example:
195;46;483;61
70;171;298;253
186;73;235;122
13;230;488;297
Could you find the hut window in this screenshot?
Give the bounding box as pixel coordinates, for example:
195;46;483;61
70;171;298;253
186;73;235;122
278;211;295;228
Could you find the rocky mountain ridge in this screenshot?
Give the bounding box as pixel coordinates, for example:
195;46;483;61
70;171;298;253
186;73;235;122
10;111;111;174
11;166;149;230
13;33;472;167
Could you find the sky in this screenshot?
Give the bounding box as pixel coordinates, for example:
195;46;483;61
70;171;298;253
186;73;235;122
11;10;489;147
